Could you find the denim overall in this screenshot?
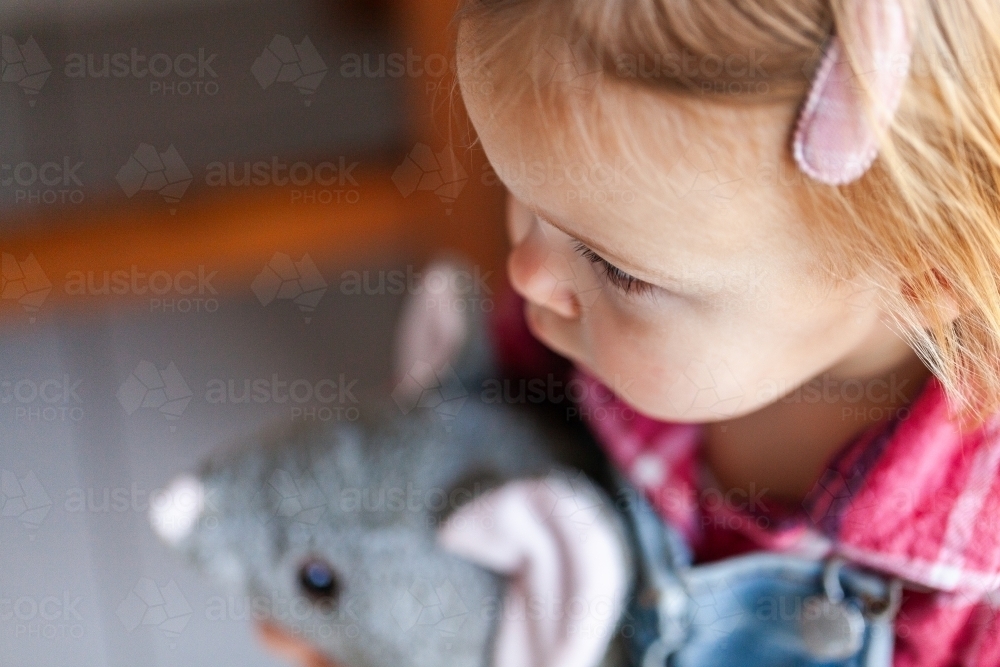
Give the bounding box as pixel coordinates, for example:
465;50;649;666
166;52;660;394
615;478;903;667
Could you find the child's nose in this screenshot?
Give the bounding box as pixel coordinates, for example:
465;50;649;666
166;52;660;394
507;219;581;320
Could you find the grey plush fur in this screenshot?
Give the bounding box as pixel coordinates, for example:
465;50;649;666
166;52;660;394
162;310;633;667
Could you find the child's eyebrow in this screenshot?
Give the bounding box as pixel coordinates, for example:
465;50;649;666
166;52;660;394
533;207;627;262
533;206;671;286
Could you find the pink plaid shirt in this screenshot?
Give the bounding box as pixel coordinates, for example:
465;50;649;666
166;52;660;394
490;290;1000;667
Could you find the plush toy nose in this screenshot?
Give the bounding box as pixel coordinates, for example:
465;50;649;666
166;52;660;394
149;473;206;546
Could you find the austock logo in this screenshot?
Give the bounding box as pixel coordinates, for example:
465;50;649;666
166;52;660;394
391;577;469;646
392;144;469;215
252;35;327;105
203;590;360;637
203;156;360;205
0;469;52;535
63;47;219;97
255;468;327;540
117;360;193;431
391;362;468;428
0;252;52;323
1;157;86;206
116;578;192;645
204;373;360;423
1;35;52;106
529;34;601;92
664;143;743;201
63;264;220;314
665;359;745;418
251;253;328;323
1;375;84;423
116;144;193;213
0;590;86;640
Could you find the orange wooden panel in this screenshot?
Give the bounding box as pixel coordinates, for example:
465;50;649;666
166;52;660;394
0;0;509;323
0;161;506;320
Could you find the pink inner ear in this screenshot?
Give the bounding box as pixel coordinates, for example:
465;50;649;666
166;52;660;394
792;0;911;185
438;476;630;667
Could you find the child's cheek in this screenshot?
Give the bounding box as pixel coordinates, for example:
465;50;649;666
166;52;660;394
587;308;651;384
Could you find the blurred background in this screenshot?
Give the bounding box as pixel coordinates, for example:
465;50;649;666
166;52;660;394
0;0;506;664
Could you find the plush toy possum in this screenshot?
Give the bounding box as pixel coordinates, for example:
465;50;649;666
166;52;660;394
150;262;635;667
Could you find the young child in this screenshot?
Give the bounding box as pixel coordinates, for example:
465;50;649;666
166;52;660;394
452;0;1000;665
263;0;1000;665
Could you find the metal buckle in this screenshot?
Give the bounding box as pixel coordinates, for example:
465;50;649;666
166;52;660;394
861;576;903;622
800;557;868;661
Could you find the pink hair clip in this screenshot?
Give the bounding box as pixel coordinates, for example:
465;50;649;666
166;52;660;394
792;0;912;185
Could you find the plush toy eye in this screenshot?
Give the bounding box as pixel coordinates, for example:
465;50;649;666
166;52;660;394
298;558;340;602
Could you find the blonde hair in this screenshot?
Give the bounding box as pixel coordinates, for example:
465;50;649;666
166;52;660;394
456;0;1000;428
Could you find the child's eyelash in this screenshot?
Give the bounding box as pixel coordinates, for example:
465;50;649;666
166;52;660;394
572;241;653;297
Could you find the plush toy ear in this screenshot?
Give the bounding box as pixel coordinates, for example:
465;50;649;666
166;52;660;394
792;0;911;185
393;259;472;392
392;258;496;413
438;474;630;667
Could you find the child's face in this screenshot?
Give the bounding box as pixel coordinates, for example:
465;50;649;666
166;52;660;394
461;61;915;422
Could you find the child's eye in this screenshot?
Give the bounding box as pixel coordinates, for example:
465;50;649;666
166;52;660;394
572;241;653;297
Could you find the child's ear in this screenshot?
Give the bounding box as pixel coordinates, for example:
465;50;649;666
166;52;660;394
899;269;962;328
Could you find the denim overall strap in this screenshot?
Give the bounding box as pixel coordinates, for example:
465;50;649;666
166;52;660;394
613;476;903;667
613;475;694;666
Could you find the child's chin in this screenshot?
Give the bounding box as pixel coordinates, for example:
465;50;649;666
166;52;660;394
615;384;757;424
656;396;759;424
